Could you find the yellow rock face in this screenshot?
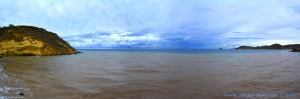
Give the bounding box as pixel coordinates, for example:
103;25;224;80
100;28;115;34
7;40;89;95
0;37;44;55
0;25;79;56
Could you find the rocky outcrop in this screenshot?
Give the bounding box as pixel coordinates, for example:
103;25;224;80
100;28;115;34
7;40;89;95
291;48;300;52
235;46;255;49
236;43;300;52
0;25;79;56
236;44;300;50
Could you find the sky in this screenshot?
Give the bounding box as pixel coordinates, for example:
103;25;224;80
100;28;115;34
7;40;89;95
1;0;300;49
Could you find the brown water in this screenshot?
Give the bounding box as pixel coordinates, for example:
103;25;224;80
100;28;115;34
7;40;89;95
0;49;299;99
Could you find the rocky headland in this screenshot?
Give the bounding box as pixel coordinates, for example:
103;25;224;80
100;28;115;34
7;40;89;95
236;44;300;52
0;25;79;56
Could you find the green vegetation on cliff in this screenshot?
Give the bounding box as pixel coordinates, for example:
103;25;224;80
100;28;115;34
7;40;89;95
0;25;79;56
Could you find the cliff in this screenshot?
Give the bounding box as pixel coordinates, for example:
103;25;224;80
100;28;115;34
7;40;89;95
0;25;79;56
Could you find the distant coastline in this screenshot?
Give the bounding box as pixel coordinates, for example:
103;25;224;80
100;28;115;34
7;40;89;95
235;44;300;52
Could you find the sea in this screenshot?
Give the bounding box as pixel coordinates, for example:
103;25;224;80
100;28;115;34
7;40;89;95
0;49;299;99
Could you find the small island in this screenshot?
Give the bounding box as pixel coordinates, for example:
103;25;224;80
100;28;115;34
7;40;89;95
0;24;79;56
236;43;300;52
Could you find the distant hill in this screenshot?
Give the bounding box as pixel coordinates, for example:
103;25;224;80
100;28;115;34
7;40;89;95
0;25;79;56
235;44;300;52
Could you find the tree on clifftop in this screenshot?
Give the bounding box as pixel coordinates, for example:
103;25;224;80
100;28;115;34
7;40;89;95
8;24;14;27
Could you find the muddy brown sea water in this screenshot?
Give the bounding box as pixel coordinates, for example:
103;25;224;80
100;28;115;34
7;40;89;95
0;49;299;99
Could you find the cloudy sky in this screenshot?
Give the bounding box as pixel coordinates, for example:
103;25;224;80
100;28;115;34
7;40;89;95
1;0;300;49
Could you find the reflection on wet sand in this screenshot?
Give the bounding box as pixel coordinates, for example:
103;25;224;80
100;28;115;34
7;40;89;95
0;64;30;98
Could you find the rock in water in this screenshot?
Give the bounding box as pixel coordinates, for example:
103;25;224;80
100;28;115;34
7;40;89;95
291;48;300;52
0;25;79;56
19;92;25;96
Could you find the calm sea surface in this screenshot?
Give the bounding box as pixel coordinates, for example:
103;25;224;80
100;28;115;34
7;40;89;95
0;49;299;98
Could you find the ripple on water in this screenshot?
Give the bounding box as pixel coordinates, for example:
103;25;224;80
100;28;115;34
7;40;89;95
127;69;162;73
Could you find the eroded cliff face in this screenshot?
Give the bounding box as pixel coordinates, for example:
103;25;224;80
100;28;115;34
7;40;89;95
0;25;79;56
